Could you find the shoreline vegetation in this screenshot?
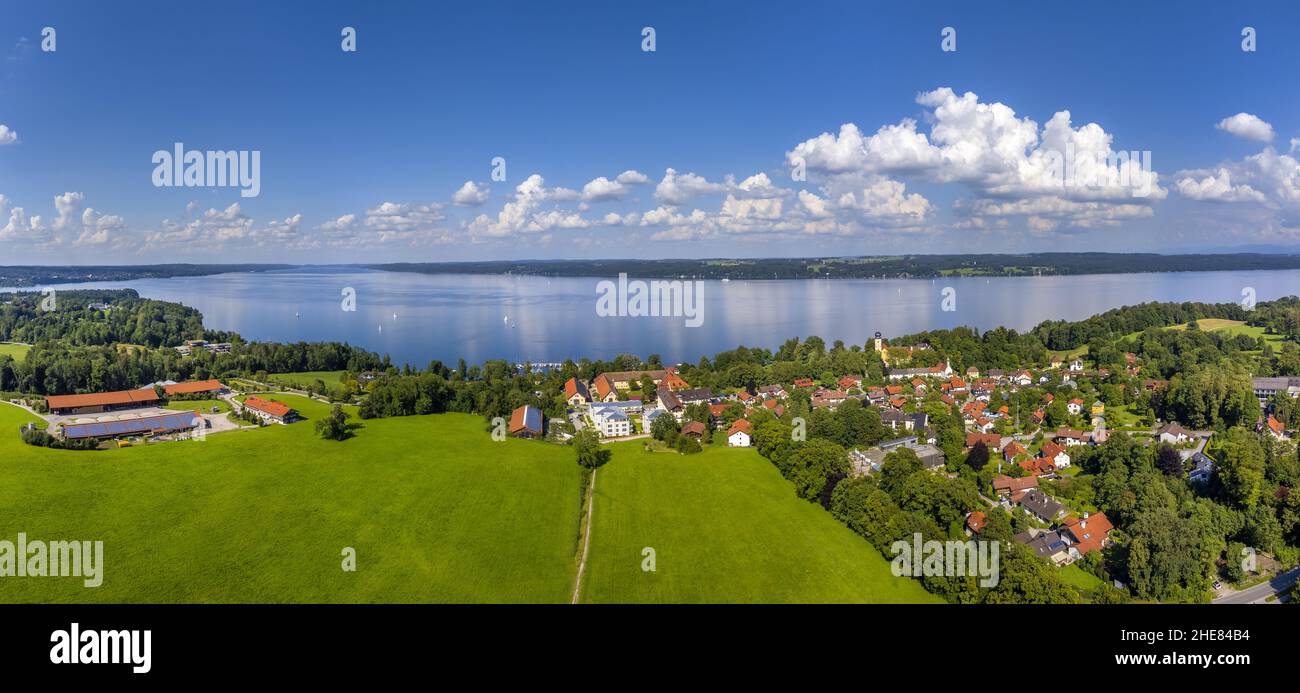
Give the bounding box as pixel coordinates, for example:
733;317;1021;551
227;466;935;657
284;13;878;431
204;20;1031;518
0;264;294;288
369;252;1300;280
4;252;1300;287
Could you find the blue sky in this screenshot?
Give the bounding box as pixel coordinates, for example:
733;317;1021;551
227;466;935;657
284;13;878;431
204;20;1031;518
1;0;1298;263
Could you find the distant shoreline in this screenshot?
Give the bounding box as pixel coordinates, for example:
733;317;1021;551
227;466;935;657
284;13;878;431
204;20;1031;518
5;252;1300;286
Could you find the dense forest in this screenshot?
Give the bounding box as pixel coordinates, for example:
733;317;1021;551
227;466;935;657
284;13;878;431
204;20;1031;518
0;290;383;395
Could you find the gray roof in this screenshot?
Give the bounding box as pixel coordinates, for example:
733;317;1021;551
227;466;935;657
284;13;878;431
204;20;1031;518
1020;489;1065;521
1253;376;1300;390
912;443;946;469
657;387;683;410
603;408;629;421
1015;528;1070;559
676;387;713;403
880;435;919;450
591;400;643;412
880;409;910;423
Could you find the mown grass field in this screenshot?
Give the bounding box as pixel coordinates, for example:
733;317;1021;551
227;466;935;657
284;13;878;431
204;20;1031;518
0;396;584;603
1120;318;1289;348
580;442;939;603
0;342;30;361
163;398;231;414
268;370;348;389
1059;563;1104;600
1;395;939;604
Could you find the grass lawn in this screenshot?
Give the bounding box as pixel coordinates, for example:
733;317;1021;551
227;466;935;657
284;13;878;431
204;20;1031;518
0;342;31;361
1103;403;1144;428
1047;345;1088;360
267;370;348;389
1126;319;1289;348
1059;563;1103;595
580;441;940;603
164;399;231;414
0;396;584;603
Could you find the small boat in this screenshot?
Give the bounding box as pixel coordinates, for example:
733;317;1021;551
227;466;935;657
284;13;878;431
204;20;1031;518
294;311;300;318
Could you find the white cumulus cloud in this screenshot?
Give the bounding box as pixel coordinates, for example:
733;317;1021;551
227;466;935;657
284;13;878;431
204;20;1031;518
1216;113;1274;142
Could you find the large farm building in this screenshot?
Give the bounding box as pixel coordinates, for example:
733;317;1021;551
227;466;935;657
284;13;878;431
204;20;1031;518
60;410;206;442
45;389;160;415
162;379;229;396
243;397;299;424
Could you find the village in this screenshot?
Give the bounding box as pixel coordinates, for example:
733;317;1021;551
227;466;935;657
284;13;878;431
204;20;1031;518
502;336;1296;572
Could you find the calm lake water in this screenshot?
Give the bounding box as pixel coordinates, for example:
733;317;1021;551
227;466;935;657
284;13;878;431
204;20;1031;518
18;267;1300;367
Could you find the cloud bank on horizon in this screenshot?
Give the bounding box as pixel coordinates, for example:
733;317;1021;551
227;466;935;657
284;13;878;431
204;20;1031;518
1;2;1298;262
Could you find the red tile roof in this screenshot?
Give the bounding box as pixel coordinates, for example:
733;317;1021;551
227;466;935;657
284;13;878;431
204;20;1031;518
727;419;752;436
508;404;543;435
663;367;691;390
563;377;589;401
1060;513;1113;555
993;475;1038;493
593;374;616;400
1019;457;1056;476
46;389;159;410
244;396;294;418
163;379;226;395
1040;442;1068;460
966;511;987;534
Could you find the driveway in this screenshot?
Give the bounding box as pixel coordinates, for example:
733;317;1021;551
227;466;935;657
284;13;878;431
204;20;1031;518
1213;567;1299;604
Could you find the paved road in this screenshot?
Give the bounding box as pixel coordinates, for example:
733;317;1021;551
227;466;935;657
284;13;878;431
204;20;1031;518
1213;567;1299;604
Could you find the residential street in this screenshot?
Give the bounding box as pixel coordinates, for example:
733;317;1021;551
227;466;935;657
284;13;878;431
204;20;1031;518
1213;567;1299;604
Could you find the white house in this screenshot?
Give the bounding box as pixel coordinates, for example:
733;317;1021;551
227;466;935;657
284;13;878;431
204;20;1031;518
727;419;752;447
591;406;632;438
1040;442;1072;468
1156;422;1194;445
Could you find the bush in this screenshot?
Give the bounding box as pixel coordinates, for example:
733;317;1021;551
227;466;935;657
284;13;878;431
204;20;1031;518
674;435;702;455
19;426;98;451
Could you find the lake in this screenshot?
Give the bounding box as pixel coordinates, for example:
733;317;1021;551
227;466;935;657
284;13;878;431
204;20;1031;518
17;267;1300;367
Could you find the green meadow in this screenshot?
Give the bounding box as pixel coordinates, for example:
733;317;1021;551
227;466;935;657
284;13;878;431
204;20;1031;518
580;442;939;604
0;396;584;603
1;396;931;603
267;370;348;389
0;342;31;361
163;398;231;414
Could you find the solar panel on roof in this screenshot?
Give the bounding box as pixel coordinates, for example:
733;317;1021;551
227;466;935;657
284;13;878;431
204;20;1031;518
63;411;201;440
523;406;542;432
